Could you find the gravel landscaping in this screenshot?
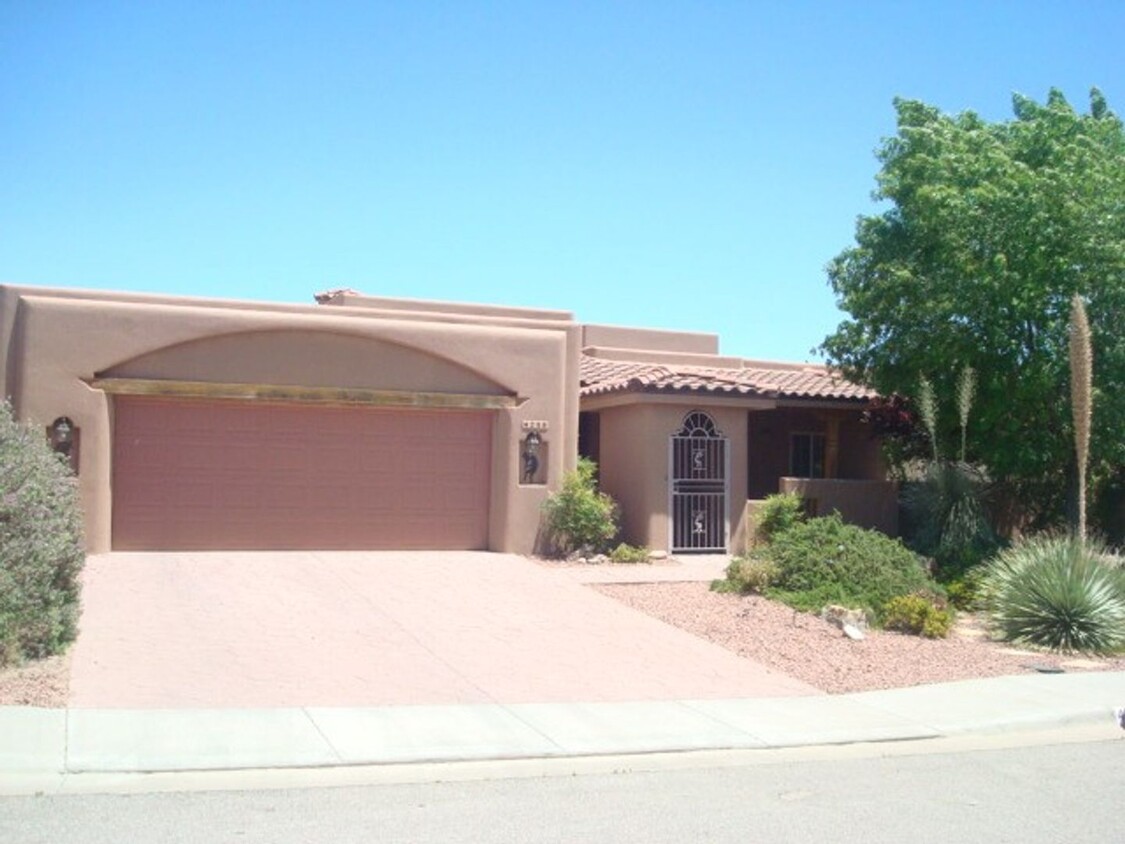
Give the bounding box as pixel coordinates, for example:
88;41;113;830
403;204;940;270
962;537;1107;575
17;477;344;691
594;581;1125;694
0;652;70;708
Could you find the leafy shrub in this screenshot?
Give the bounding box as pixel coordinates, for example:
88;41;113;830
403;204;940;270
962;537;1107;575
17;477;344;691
752;492;806;544
609;542;649;564
942;568;984;611
717;554;780;594
763;514;934;623
883;594;954;638
0;402;85;666
981;536;1125;653
542;457;619;556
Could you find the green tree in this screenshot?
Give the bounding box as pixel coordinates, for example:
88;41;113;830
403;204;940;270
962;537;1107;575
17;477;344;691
821;88;1125;529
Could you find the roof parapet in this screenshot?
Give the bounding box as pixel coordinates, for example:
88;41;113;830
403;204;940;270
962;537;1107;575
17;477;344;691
315;290;574;323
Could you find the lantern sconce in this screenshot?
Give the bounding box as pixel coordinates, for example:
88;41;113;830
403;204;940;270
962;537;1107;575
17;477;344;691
519;421;548;486
47;416;80;474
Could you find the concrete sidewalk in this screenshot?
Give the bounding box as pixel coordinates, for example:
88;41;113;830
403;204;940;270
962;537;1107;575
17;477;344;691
3;671;1123;792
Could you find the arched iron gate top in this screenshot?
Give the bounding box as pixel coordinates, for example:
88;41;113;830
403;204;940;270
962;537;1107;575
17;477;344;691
675;410;724;439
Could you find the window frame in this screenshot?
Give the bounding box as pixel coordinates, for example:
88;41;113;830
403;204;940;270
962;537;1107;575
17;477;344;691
789;431;826;478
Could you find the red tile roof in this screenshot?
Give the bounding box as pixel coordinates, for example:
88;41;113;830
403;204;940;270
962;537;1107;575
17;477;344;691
579;355;876;401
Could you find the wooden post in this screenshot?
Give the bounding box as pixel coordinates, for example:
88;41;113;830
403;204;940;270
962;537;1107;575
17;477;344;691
824;415;840;479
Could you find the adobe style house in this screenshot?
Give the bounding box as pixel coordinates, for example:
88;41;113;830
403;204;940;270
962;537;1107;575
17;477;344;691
577;325;896;553
0;283;895;555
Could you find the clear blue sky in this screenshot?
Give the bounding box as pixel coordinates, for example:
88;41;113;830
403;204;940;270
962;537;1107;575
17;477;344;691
3;2;1122;361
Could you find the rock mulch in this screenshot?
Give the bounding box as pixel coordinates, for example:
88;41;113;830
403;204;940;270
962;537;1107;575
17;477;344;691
594;581;1125;694
0;651;70;708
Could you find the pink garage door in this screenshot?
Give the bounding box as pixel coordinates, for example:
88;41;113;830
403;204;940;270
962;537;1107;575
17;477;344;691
112;397;493;551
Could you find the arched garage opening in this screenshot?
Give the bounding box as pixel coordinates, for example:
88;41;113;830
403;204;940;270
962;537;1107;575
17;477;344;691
102;330;513;551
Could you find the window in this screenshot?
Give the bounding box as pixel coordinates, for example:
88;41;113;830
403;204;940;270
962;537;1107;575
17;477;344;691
790;433;826;478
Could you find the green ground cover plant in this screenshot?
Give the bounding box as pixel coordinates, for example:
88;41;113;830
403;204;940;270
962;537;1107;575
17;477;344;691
715;556;779;594
882;593;953;639
608;542;649;564
762;514;936;623
0;402;85;666
716;504;941;631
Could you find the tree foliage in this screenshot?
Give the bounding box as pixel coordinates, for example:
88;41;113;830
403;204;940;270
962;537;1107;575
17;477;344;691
821;88;1125;527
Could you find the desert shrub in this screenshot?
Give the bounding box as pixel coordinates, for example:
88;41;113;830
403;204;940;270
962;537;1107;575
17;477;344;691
716;554;780;594
942;568;985;611
541;457;619;555
981;535;1125;653
752;492;806;544
883;593;954;638
0;402;85;666
763;514;935;623
609;542;649;564
901;461;999;576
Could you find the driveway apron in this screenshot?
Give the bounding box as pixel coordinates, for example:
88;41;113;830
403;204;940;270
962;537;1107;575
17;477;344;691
68;552;819;708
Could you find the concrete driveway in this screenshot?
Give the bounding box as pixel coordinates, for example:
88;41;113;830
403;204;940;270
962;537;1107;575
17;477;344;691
69;552;818;709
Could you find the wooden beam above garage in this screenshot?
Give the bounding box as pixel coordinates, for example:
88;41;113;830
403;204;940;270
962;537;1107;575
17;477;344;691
88;377;523;410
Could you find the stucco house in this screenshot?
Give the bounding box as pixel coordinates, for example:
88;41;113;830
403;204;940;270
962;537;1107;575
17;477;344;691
0;283;895;555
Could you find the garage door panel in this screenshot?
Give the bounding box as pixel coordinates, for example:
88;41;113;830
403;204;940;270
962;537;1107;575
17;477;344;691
112;397;492;551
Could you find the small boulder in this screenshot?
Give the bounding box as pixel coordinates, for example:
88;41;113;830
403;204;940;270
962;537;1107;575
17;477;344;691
842;623;865;641
820;604;869;632
648;550;669;561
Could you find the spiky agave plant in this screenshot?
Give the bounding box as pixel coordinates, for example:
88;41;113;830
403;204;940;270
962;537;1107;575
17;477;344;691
982;536;1125;653
1069;294;1093;542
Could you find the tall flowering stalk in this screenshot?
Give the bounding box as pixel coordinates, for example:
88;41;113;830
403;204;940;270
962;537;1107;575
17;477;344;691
956;366;976;463
1068;294;1093;542
918;375;939;463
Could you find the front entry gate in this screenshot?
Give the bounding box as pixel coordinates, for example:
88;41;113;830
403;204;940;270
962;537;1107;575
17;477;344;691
670;411;728;553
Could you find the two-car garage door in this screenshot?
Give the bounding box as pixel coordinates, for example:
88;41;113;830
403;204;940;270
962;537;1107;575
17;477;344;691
112;397;492;551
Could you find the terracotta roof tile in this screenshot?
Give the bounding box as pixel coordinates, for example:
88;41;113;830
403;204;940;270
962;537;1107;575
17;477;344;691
579;355;875;402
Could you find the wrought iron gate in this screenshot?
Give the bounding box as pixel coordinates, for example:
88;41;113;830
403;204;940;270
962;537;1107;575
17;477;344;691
670;411;728;552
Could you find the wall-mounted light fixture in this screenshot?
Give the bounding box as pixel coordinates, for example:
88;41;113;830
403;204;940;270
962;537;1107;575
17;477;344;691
521;429;542;485
47;416;79;474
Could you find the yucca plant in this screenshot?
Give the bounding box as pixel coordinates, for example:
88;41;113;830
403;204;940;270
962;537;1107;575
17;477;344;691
901;461;997;574
981;536;1125;653
901;367;997;576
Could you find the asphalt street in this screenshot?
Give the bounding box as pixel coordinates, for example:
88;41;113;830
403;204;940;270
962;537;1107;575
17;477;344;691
1;728;1120;844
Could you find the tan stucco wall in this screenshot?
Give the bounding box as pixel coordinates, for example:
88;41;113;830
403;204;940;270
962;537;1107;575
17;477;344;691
595;402;748;553
581;324;718;355
104;330;509;395
0;284;579;554
778;478;899;536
